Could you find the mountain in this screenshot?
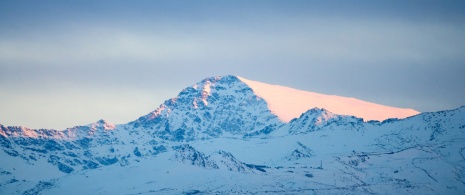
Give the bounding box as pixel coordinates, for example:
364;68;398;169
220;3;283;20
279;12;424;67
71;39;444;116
129;75;283;141
1;75;464;194
274;108;365;135
129;75;418;140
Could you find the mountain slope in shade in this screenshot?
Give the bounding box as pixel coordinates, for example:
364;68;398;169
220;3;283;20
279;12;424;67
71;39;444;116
238;76;419;122
129;75;282;141
1;106;462;194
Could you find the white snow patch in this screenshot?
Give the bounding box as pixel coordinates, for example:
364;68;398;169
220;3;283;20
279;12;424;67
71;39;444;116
237;76;419;122
147;104;166;120
201;80;212;106
193;99;198;108
203;80;212;95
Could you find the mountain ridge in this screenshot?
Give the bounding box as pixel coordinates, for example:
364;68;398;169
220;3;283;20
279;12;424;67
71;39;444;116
0;75;464;194
1;75;420;135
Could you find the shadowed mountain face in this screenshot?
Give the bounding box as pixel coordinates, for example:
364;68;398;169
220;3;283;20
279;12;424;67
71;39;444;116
1;76;464;194
130;75;283;141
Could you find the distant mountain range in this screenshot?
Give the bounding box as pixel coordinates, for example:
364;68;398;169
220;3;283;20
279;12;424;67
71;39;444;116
1;75;463;194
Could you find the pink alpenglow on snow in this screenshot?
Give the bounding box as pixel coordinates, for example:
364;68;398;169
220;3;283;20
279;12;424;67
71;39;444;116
237;76;420;122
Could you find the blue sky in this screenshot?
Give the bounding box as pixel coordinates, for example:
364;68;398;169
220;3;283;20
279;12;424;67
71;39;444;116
1;0;465;129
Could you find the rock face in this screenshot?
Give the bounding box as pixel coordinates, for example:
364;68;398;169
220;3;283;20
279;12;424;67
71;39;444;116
172;144;219;169
1;75;464;194
130;75;283;141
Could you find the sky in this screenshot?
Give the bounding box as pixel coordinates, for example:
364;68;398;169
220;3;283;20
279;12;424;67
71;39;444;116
1;0;465;130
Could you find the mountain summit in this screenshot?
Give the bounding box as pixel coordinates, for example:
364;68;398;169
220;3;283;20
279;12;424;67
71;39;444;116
131;75;282;141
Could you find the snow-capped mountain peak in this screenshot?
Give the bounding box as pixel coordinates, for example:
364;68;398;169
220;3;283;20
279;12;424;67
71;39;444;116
274;107;365;135
130;75;283;141
125;75;422;140
92;119;116;131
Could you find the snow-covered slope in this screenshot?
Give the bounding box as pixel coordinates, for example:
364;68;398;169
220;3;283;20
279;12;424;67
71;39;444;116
274;108;365;135
238;76;419;122
0;75;463;194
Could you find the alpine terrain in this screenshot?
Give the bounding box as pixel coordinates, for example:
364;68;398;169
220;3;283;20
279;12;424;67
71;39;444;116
1;75;464;194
